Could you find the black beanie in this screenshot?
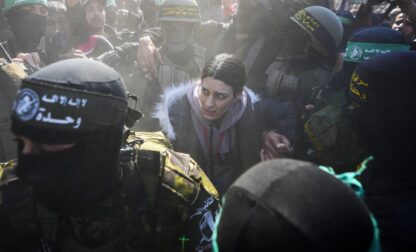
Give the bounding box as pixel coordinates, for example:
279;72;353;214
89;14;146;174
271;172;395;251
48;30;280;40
216;159;374;252
348;51;416;108
348;51;416;163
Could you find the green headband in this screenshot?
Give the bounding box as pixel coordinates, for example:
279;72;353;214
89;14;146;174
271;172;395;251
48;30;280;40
319;157;381;252
159;5;200;22
3;0;47;14
339;16;353;26
345;42;410;63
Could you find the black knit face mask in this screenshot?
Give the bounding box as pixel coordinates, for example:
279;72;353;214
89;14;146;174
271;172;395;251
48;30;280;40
7;8;47;52
16;143;85;211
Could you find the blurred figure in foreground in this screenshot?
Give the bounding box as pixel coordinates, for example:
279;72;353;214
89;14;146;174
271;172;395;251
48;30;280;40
348;51;416;251
213;158;377;252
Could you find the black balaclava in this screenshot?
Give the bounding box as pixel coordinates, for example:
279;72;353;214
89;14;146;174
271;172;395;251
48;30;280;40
348;51;416;168
6;7;47;52
216;159;374;252
11;59;128;214
348;51;416;252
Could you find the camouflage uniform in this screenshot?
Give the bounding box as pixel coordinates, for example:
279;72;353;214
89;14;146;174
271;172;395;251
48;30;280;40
0;60;27;162
127;0;206;131
0;131;220;252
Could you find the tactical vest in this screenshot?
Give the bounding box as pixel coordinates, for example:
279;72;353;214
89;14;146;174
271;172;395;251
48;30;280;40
264;56;333;115
0;131;219;252
0;59;27;162
304;91;367;172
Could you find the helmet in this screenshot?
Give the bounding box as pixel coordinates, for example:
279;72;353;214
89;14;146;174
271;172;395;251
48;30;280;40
11;58;127;144
290;6;343;57
3;0;47;14
158;0;201;23
265;0;330;33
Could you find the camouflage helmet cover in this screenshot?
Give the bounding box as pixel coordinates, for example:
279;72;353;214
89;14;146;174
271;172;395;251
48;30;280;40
290;5;343;57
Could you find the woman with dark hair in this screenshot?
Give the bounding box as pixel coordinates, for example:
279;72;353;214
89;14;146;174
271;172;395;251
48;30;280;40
155;53;298;193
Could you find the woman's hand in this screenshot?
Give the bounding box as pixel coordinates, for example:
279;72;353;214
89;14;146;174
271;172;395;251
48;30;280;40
260;131;294;161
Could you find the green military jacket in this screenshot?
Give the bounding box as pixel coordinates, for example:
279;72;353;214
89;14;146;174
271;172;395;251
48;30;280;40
0;131;220;252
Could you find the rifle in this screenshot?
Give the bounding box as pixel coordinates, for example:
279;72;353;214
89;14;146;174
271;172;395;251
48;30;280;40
0;42;12;63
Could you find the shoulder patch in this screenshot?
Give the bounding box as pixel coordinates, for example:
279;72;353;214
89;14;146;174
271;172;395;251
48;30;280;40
0;160;19;186
163;150;219;202
127;130;219;203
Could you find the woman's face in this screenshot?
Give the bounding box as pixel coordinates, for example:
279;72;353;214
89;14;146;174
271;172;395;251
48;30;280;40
85;0;105;31
198;77;238;122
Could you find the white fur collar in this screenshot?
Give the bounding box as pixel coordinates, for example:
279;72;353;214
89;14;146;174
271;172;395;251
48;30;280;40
152;80;260;140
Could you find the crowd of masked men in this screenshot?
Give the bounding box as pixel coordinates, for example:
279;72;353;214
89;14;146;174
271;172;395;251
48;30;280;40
0;0;415;251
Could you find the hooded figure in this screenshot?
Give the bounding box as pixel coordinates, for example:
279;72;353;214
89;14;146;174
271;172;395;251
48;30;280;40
348;51;416;251
1;0;47;161
1;58;221;252
304;27;410;172
4;0;48;54
214;159;375;252
11;58;127;214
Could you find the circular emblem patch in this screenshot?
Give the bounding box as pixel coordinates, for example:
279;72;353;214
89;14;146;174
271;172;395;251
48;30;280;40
348;45;364;62
294;10;307;20
14;88;40;121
